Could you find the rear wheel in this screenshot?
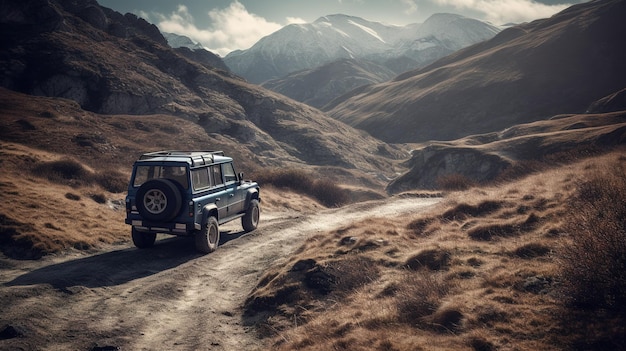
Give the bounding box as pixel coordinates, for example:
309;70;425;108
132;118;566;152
132;227;156;249
195;216;219;253
242;199;260;232
135;179;182;222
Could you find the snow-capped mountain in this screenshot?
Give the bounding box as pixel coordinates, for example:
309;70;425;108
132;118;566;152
163;32;205;51
224;13;500;84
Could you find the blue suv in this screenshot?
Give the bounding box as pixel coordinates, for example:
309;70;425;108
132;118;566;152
125;151;260;253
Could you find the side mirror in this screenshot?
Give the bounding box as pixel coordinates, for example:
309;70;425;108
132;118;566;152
238;172;244;182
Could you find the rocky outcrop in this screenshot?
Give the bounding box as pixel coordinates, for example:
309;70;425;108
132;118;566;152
386;111;626;193
386;145;510;193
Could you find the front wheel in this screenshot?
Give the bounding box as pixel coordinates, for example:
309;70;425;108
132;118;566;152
242;199;260;232
132;227;156;249
195;216;220;253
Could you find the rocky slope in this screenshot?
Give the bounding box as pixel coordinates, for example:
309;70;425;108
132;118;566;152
326;0;626;144
0;0;404;180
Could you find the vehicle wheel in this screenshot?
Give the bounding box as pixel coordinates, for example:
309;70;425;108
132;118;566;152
135;179;182;222
242;199;260;232
195;216;219;253
132;227;156;249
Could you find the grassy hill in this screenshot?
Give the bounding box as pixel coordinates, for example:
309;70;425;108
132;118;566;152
243;150;626;350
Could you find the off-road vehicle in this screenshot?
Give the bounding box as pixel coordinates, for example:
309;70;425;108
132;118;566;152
125;150;260;253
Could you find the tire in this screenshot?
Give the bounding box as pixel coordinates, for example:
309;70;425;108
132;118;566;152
132;227;156;249
195;216;219;253
135;179;182;222
242;199;260;232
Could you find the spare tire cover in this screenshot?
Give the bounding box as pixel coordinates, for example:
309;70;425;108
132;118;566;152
136;179;182;222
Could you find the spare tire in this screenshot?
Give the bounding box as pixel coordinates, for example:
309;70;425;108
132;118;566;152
136;179;182;222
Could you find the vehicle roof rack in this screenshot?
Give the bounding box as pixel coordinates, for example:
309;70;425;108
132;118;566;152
139;150;225;167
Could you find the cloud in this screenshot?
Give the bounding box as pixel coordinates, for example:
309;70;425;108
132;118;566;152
400;0;419;14
286;16;308;24
433;0;570;24
155;1;282;56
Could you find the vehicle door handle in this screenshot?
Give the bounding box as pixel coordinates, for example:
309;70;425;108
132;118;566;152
215;198;221;202
229;194;235;197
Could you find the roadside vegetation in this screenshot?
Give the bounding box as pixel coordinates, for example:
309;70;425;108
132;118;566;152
0;144;129;259
253;168;351;207
244;150;626;350
2;138;625;349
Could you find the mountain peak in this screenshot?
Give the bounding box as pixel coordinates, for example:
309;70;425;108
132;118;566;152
224;14;499;84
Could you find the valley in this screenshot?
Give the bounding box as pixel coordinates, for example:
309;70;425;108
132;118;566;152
1;0;626;350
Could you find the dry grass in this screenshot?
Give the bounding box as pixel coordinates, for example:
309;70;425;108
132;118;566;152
557;157;626;348
244;150;626;351
0;143;128;259
252;168;351;207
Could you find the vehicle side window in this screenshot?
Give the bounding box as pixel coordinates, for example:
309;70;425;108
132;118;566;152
223;162;237;184
212;165;223;186
191;168;210;191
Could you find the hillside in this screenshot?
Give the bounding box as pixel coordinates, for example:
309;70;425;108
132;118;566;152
243;150;626;350
387;111;626;193
261;58;396;109
0;0;404;177
326;0;626;143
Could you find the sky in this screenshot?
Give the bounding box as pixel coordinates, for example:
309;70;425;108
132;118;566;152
97;0;585;57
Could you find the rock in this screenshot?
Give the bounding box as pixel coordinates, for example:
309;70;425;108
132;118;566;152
0;324;25;340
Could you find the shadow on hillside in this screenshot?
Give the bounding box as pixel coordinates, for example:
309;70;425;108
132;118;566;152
4;229;247;291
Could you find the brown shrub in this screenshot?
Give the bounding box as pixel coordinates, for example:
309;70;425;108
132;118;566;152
32;158;91;187
468;223;517;241
495;159;547;182
406;217;434;236
437;173;476;191
559;160;626;313
65;193;81;201
396;271;451;326
514;242;551;259
429;304;464;332
310;179;350;207
405;248;452;271
442;201;503;221
255;169;313;192
254;168;349;207
94;170;128;193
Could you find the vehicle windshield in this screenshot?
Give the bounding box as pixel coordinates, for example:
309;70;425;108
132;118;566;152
133;165;189;189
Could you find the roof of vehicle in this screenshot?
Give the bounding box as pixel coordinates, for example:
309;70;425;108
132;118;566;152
134;150;232;167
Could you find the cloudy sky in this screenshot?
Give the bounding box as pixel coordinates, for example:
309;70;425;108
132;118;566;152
97;0;585;56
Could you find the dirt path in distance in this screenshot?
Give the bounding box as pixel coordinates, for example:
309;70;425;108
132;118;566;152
0;196;441;351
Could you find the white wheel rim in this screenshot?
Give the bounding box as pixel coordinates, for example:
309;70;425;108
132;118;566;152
144;189;167;214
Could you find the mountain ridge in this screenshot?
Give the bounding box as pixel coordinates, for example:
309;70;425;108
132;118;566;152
326;0;626;143
224;13;500;84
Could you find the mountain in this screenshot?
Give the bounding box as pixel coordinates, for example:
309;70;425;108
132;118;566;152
0;0;404;182
261;58;396;109
223;14;500;84
326;0;626;143
163;32;205;50
162;32;232;72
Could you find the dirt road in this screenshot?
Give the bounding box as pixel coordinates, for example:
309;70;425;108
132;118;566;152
0;196;440;351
